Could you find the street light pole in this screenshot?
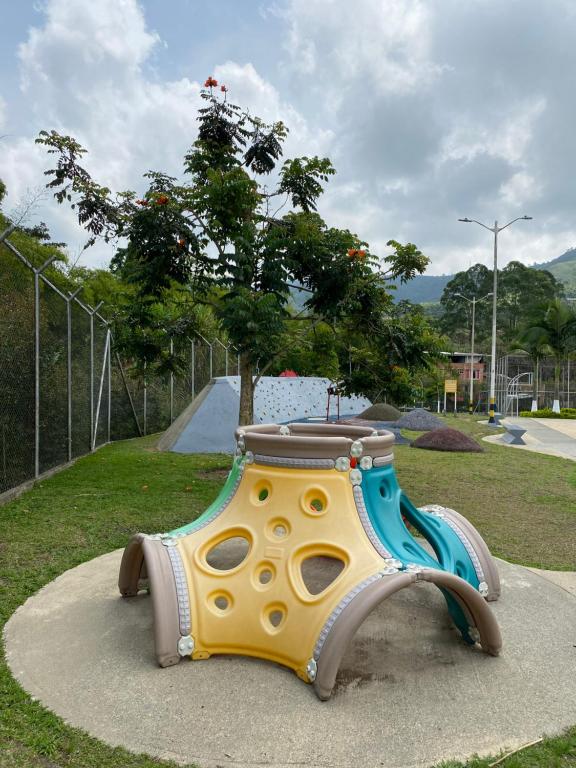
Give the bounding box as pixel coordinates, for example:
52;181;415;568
454;292;492;414
458;215;532;423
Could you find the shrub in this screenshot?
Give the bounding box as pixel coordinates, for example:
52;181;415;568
519;408;576;419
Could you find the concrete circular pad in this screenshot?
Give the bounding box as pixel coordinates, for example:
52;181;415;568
5;551;576;768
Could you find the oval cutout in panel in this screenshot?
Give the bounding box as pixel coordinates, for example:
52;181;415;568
253;561;276;590
269;609;284;627
379;483;391;499
252;480;272;505
301;487;329;517
301;555;345;595
259;569;273;584
205;536;250;571
262;602;287;633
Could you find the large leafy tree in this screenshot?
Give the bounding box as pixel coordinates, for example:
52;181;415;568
499;262;564;341
343;301;445;404
438;264;493;348
439;261;563;350
517;299;576;412
37;79;429;423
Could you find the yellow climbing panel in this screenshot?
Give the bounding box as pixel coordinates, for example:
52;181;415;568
178;461;383;680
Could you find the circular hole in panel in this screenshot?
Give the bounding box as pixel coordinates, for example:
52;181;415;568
301;488;329;517
266;518;291;540
252;480;272;505
260;569;273;584
207;590;234;614
205;535;251;571
215;595;229;610
253;561;276;589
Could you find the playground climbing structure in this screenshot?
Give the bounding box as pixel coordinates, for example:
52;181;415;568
119;423;501;700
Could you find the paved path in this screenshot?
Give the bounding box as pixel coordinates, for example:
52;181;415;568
5;550;576;768
484;417;576;460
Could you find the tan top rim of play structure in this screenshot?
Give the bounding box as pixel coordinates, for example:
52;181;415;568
235;422;395;460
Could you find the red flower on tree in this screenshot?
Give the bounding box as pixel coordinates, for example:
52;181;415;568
136;199;148;206
204;76;218;88
156;195;169;205
220;85;227;92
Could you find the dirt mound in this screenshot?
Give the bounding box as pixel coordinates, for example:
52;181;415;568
411;427;484;453
359;403;401;421
396;408;446;431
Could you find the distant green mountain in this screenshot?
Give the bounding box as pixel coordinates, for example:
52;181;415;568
392;274;451;303
532;248;576;296
392;248;576;304
289;249;576;309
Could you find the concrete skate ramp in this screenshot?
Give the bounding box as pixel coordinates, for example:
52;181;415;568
159;376;371;454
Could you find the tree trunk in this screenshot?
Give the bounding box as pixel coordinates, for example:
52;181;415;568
238;351;254;426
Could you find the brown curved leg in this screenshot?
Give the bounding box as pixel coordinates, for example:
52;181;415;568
314;569;501;701
118;534;182;668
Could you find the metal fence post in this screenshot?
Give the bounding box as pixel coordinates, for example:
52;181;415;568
143;361;148;436
86;302;103;452
33;255;58;477
89;313;94;450
93;329;111;450
169;338;174;423
197;333;213;381
191;339;195;400
34;270;40;477
66;287;83;462
107;332;111;443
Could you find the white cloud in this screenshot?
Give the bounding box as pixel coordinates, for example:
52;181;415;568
3;0;576;280
273;0;576;275
0;0;328;268
283;0;444;94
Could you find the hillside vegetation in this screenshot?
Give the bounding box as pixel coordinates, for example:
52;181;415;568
394;248;576;303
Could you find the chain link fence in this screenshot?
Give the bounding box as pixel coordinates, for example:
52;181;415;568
0;231;238;498
495;353;574;415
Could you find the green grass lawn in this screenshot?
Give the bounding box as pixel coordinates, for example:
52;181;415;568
1;419;575;768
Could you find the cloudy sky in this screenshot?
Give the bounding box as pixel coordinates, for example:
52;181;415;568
1;0;576;274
